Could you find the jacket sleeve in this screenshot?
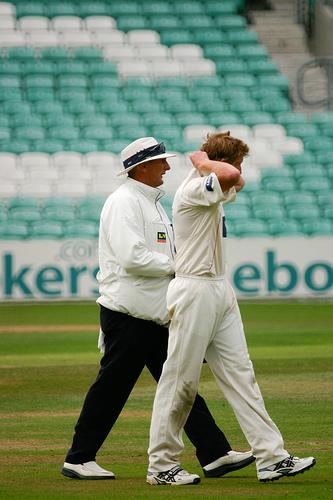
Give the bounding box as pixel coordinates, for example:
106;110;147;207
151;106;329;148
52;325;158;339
105;197;174;278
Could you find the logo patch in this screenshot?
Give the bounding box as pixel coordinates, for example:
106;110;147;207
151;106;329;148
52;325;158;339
205;175;214;192
157;231;166;243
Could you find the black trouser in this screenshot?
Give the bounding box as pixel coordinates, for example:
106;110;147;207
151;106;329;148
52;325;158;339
65;306;231;467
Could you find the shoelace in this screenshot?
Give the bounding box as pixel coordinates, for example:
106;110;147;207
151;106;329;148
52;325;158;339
158;466;184;482
278;455;295;469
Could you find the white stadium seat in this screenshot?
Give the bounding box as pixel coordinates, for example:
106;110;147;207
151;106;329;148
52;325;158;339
127;30;160;45
84;16;117;30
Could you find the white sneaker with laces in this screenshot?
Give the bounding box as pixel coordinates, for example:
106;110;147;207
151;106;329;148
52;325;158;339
61;461;115;480
203;450;255;477
258;455;316;482
147;465;200;485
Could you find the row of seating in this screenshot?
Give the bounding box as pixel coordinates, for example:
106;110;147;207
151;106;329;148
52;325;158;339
3;0;244;18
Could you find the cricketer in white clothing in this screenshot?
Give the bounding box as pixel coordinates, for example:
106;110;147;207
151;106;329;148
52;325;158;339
147;132;315;485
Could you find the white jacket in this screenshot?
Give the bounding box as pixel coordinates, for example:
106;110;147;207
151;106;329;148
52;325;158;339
96;177;175;325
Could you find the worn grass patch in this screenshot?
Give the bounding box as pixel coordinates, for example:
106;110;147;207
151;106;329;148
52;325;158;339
0;302;332;499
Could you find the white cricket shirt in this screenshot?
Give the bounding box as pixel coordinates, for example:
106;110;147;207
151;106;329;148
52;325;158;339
172;169;235;277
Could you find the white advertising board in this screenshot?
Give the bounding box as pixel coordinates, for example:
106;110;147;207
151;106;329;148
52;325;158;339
0;238;332;300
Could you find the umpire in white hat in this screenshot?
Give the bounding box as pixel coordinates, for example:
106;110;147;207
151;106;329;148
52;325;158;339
61;137;254;480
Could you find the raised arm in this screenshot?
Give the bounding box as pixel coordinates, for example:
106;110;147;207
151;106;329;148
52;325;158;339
189;151;241;191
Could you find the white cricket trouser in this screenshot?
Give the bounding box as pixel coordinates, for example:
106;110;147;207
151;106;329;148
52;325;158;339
148;276;288;472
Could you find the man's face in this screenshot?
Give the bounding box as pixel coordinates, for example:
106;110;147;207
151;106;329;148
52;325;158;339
143;158;171;187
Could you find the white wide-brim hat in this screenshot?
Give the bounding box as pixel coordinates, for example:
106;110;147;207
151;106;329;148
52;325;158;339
117;136;176;176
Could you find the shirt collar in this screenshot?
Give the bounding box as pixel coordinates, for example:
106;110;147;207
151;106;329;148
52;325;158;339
126;177;165;201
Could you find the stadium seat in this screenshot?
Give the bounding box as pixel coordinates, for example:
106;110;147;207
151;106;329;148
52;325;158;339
42;204;76;222
252;205;285;222
0;221;29;239
301;220;333;236
268;219;302;236
8;205;41;223
63;220;97;238
224;204;251;222
30;220;64;239
233;220;268;237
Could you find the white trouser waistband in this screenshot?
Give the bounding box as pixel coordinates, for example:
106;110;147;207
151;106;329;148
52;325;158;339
175;273;225;281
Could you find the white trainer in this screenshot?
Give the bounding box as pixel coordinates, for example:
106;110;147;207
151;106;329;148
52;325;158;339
258;455;316;482
61;461;115;480
147;465;200;485
203;450;255;477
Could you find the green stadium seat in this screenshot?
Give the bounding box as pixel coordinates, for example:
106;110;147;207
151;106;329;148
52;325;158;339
195;100;228;113
122;86;153;102
40;47;71;61
0;88;22;102
228;98;259;113
275;111;307;126
29;220;64;239
0;140;31;154
44;114;75;128
0;206;7;223
215;15;246;29
189;87;219;101
116;15;148;31
268;219;302;236
151;125;181;142
283;191;316;208
261;176;296;192
90;88;121;103
66;139;99;153
0;75;20;89
57;88;88;103
26;88;55;103
261;98;291;113
208;112;242;127
109;2;142;15
24;74;54;89
158;77;190;89
315;151;333;163
251;191;283;207
242;112;273;126
110;113;142;127
224;74;257;88
55;61;86;75
149;15;181;30
233;220;268;236
7;47;37;61
176;113;206;127
90;75;120;88
301;220;333;235
49;126;80;141
33;139;65;153
42;205;76;222
237;44;269;59
224;204;251;221
310;111;333;125
34;101;64;115
289;205;321;222
12;114;43;128
0;127;10;141
16;2;45;17
141;1;172;14
286;123;320;140
300;177;329;193
77;114;108;128
303;136;333;153
67;101;96;115
227;30;258;45
205;1;238;15
253;205;285;221
247;60;279;76
0;116;10;127
63;220;97;238
77;199;103;222
86;61;117;76
163;100;195;114
47;2;77;16
293;164;325;181
172;2;204;14
115;125;149;141
182;15;214;29
131;100;162;114
8;197;40;210
23;61;55;75
78;1;109;16
160;29;193;45
8;206;41;223
215;59;248;74
317;192;333;207
257;74;290;94
81;126;113;141
0;222;29;239
204;44;236;59
283;152;315;165
14;126;45;141
0;61;23;75
323;205;333;219
101;139;129;154
58;75;88;89
250;87;283;101
98;100;129;115
73;47;104;61
193;30;228;45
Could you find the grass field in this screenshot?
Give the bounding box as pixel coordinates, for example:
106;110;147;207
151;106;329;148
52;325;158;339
0;301;332;499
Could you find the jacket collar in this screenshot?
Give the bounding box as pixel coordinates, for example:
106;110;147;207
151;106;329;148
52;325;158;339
126;177;165;201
